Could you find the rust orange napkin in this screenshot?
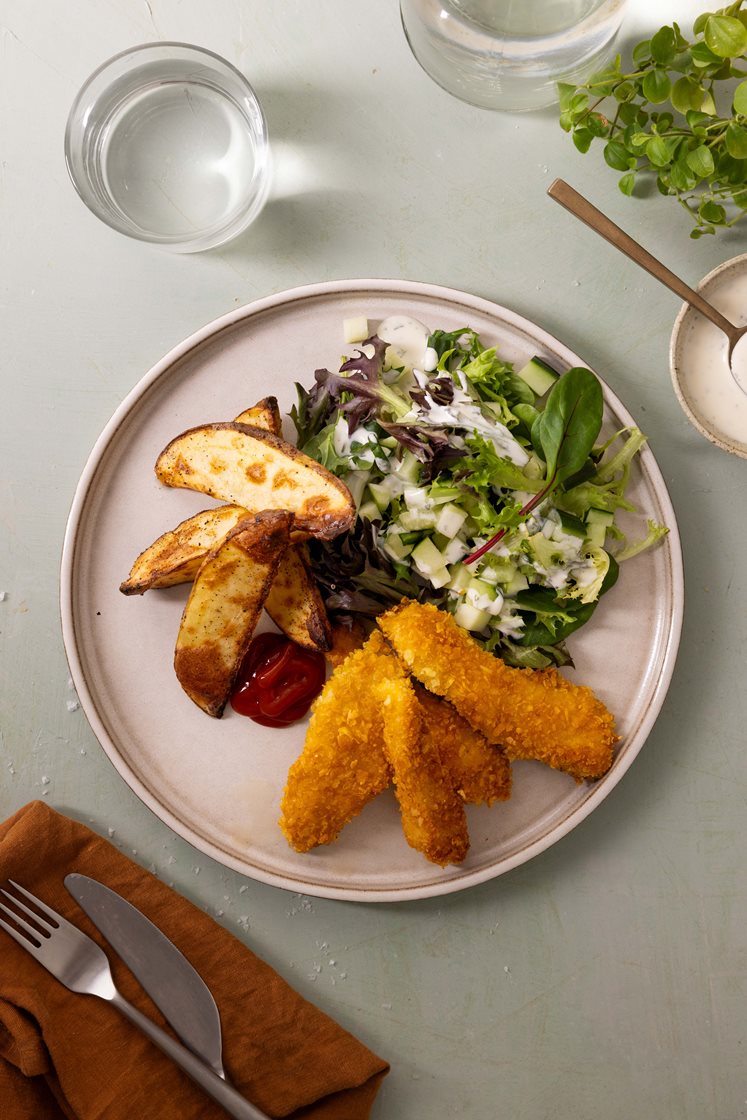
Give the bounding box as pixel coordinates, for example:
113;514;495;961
0;802;388;1120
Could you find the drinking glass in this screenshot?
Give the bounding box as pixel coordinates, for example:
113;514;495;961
400;0;628;112
65;43;271;252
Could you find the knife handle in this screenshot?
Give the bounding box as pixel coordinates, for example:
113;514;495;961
109;991;271;1120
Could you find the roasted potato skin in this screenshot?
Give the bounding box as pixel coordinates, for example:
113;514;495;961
264;542;332;652
173;510;292;717
154;422;354;539
232;399;332;652
234;397;282;432
119;504;247;595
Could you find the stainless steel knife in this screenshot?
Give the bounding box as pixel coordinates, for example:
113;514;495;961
64;872;226;1079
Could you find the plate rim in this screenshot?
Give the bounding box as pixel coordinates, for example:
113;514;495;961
60;277;685;902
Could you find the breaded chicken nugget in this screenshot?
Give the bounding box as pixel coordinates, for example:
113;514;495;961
325;617;369;669
379;601;618;782
279;631;400;852
415;687;511;806
379;676;469;867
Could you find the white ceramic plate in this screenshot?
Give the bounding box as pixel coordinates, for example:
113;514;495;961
61;279;683;902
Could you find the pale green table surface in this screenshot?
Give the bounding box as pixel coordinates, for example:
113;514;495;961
2;2;746;1117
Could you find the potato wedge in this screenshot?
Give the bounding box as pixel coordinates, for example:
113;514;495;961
232;398;332;652
265;543;332;651
120;505;248;595
234;396;282;432
174;510;292;717
155;423;354;539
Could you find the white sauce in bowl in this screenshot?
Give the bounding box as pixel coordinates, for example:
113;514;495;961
670;254;747;459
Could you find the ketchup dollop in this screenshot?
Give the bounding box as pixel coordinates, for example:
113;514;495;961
230;633;326;728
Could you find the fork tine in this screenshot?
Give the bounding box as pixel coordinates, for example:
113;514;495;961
7;880;65;928
0;900;43;945
0;888;52;933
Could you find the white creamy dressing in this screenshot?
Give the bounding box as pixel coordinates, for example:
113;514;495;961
405;367;530;466
378;314;431;372
676;271;747;451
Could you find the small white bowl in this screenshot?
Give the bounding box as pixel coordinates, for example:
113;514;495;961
670;253;747;460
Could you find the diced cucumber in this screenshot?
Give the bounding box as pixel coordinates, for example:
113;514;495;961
586;523;606;548
411;537;447;576
585;508;615;548
435;502;468;539
383;534;413;561
427;486;463;506
345;470;370;508
403;486;429;509
505;571;529;595
453;601;491;632
358;500;381;522
480;555;517;585
586;508;615;527
448;563;472;593
477;566;499;586
398;508;437;531
367;481;392;512
428;566;451;589
442;537;468;565
516;356;560;397
467;577;497;600
466;579;504;615
555;510;587;539
343;315;369;344
394;450;421;484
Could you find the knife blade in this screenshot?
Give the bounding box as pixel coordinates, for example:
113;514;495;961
65;872;226;1079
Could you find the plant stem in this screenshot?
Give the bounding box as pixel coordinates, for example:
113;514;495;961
464;483;554;566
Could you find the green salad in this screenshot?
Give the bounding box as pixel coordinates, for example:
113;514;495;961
290;316;668;669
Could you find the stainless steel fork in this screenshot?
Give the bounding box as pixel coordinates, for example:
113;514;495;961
0;881;270;1120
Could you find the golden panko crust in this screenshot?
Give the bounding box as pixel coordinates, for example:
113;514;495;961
379;601;618;782
415;687;511;806
379;676;469;867
278;632;401;852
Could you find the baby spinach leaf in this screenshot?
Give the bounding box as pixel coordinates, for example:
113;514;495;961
536;367;604;487
465;367;603;566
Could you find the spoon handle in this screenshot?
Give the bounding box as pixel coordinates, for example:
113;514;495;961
547;178;739;343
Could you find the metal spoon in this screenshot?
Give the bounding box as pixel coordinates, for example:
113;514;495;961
547;178;747;394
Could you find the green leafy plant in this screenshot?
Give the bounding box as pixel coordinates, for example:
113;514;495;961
559;2;747;237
